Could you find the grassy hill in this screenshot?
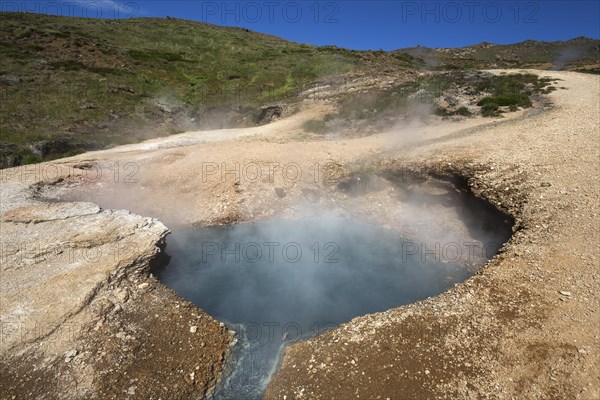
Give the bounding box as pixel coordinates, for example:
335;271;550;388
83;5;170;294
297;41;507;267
398;37;600;71
0;12;420;165
0;12;598;167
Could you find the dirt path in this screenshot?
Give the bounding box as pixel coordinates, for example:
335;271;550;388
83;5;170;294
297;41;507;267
1;70;598;399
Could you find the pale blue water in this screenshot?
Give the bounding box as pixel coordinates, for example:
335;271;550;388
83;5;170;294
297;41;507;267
156;218;485;399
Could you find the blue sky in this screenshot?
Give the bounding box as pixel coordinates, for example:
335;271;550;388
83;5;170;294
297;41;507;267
3;1;599;50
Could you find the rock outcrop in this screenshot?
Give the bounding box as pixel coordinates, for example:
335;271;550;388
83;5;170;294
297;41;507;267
0;187;232;398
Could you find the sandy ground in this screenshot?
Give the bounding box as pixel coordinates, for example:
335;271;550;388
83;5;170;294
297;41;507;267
1;69;598;398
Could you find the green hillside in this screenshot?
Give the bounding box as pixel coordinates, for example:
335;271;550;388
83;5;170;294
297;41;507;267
0;12;598;167
0;12;418;165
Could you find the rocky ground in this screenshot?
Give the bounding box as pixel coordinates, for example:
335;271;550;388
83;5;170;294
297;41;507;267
1;70;598;399
266;70;600;399
0;189;233;398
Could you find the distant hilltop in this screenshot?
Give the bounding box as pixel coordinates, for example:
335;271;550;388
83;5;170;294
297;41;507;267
397;36;599;71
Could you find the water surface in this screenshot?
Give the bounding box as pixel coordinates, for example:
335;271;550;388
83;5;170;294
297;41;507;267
156;218;479;399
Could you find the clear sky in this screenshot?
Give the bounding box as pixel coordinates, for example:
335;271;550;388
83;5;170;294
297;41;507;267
3;0;599;50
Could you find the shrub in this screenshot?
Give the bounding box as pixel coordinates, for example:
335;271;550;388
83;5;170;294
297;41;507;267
475;73;555;116
455;106;472;116
477;93;531;108
481;103;501;117
434;106;472;117
434;106;450;116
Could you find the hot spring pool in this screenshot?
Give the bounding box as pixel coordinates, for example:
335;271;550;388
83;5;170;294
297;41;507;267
155;218;495;399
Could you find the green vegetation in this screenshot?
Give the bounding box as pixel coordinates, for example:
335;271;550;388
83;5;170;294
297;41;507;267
434;106;472;117
574;67;600;75
13;148;42;165
475;73;554;116
328;72;552;125
301;72;556;134
0;12;421;165
478;95;532;116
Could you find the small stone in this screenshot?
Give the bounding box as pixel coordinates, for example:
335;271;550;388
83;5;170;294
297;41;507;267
190;326;198;333
275;188;286;198
138;282;150;290
540;182;552;187
64;349;78;363
425;369;430;375
115;289;129;303
559;290;572;296
65;349;78;358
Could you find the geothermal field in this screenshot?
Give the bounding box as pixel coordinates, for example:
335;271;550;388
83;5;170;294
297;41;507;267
1;6;599;400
